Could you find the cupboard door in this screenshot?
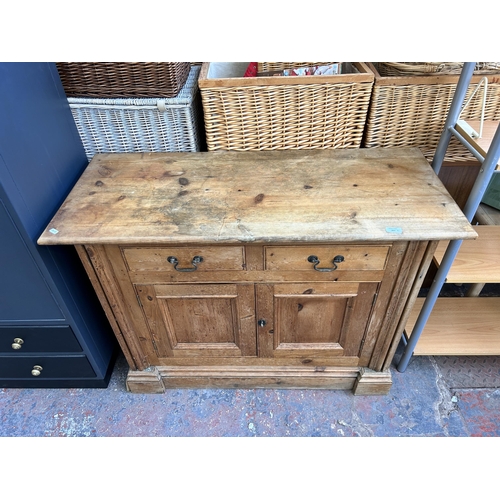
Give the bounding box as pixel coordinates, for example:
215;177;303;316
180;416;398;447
136;284;256;358
256;282;379;360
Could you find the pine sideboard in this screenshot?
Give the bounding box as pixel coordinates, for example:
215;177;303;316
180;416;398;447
38;148;476;394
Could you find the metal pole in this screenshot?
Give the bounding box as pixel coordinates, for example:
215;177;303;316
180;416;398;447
449;127;485;164
398;127;500;372
397;62;480;373
462;127;500;221
397;238;464;372
431;62;477;175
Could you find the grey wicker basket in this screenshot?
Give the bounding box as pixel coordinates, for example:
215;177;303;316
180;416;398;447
68;65;202;161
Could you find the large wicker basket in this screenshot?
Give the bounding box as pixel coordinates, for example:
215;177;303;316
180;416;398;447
198;62;374;151
377;62;500;76
67;65;203;161
363;62;500;162
56;62;191;98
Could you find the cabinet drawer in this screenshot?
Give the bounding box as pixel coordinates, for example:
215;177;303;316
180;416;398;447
0;325;83;353
265;245;390;271
122;246;246;272
0;355;96;379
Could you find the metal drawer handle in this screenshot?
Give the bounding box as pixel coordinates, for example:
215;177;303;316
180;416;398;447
307;255;345;272
31;365;43;377
167;255;203;272
12;337;24;350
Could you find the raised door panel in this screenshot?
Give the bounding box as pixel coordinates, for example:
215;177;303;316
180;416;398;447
136;283;256;358
256;282;379;361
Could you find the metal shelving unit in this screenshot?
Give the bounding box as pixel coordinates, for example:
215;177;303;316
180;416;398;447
398;62;500;371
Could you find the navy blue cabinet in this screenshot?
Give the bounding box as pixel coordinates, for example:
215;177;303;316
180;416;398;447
0;63;117;387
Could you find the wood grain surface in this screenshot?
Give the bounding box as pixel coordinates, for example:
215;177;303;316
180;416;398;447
38;149;476;246
433;225;500;283
406;297;500;355
456;120;500;165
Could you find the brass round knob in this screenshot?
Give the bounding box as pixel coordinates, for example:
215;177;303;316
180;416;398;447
12;338;24;350
31;365;43;377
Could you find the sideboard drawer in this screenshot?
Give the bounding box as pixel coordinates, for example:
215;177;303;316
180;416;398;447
122;246;246;272
0;355;96;379
0;325;83;353
264;245;390;271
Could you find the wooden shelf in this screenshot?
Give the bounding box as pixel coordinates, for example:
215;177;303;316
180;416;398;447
405;297;500;355
455;119;500;168
400;74;500;364
433;225;500;283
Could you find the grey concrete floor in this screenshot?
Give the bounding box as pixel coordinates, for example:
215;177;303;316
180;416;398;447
1;343;499;437
3;283;499;437
1;337;498;498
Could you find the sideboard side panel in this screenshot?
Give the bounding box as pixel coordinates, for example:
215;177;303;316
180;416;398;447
85;244;153;370
368;240;430;371
382;240;439;371
75;245;136;369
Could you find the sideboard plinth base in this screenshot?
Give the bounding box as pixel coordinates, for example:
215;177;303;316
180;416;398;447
125;365;393;395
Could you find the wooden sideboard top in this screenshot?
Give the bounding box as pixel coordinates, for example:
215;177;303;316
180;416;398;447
38;148;477;245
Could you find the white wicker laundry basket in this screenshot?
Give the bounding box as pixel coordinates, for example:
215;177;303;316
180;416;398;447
68;65;202;161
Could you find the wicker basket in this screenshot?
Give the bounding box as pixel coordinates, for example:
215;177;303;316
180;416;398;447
68;66;203;161
56;62;191;98
362;62;500;162
378;62;500;76
198;62;374;151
